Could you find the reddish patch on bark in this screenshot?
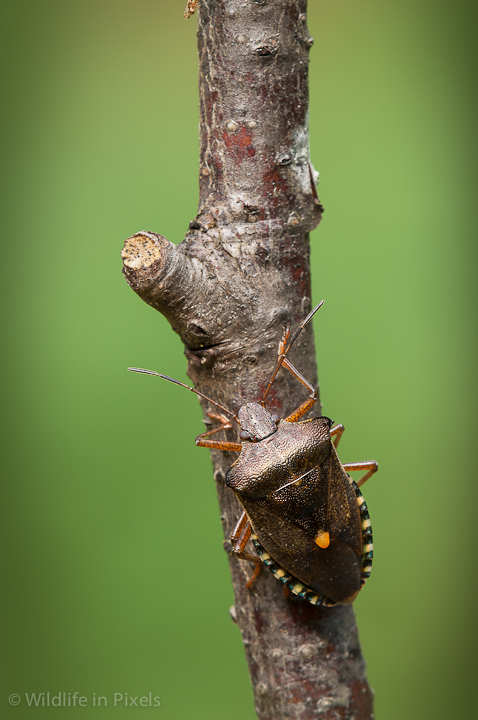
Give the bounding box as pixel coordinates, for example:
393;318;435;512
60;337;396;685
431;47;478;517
274;234;311;290
291;679;323;705
223;126;255;164
286;674;373;719
350;679;375;720
287;597;323;625
257;382;282;412
280;251;308;287
262;165;293;210
254;607;267;635
286;0;300;30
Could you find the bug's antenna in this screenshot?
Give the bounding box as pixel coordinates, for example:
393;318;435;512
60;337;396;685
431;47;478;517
128;368;239;424
261;300;325;406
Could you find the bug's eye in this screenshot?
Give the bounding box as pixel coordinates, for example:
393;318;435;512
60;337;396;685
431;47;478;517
240;430;251;440
271;414;280;423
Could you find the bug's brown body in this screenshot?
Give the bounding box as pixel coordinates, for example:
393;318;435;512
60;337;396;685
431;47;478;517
226;416;363;605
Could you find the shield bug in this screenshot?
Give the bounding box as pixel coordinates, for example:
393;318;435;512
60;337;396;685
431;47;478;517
129;301;377;606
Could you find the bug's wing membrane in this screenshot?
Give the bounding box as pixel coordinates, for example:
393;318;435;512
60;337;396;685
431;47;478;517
241;499;362;605
326;458;363;557
267;465;329;536
265;460;362;559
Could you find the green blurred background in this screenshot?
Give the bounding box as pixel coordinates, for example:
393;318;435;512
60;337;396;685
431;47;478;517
2;1;477;718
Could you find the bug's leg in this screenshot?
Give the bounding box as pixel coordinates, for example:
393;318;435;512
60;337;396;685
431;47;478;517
281;357;318;422
195;434;242;451
261;326;291;406
195;413;242;451
230;512;258;563
230;512;262;588
245;562;262;588
261;301;324;408
270;328;318;421
330;423;345;448
342;461;378;487
206;411;231;425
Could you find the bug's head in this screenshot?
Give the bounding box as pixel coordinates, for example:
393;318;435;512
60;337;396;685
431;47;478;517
238;403;279;441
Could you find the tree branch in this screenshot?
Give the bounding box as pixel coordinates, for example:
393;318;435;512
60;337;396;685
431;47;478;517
122;2;373;718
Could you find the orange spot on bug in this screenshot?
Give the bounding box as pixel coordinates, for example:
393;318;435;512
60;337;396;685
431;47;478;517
315;532;330;549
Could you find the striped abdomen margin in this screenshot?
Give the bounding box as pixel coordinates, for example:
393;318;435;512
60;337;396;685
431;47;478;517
250;476;373;607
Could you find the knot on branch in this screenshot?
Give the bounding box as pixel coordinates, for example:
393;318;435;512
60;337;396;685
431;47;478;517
121;231;175;290
121;231;189;332
121;229;249;360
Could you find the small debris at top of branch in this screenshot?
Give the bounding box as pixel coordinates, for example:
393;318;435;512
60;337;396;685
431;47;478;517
184;0;199;19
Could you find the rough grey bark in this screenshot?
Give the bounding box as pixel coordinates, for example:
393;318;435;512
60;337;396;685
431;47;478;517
121;1;374;718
